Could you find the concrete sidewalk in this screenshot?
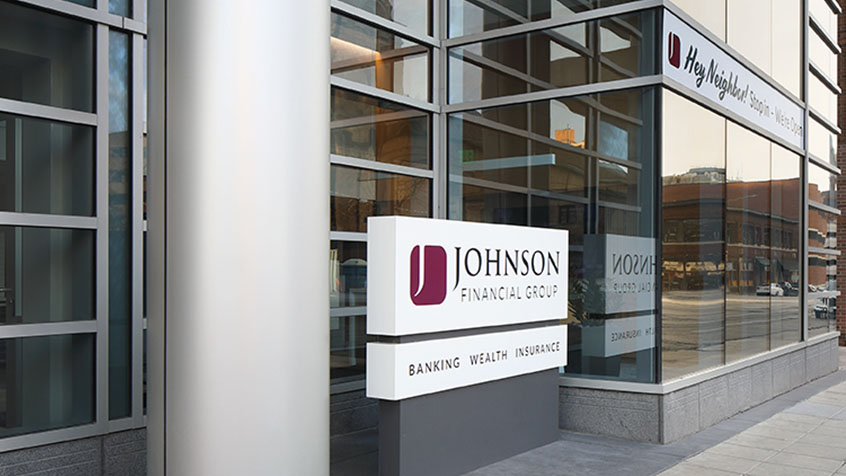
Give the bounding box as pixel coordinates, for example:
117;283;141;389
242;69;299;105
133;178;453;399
469;347;846;476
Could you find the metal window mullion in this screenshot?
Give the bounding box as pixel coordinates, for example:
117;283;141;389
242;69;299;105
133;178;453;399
329;231;367;242
808;14;841;55
822;0;843;14
443;74;663;113
95;23;110;431
0;98;97;127
0;423;100;453
809;61;842;94
808;247;841;256
808;107;841;135
437;0;448;219
443;0;663;48
528;189;590;205
329;154;434;179
330;307;367;318
330;76;438;113
0;212;96;229
14;0;122;28
802;0;810;342
132;0;147;22
808;200;841;215
0;321;97;339
130;32;144;427
330;0;438;48
809;154;841;174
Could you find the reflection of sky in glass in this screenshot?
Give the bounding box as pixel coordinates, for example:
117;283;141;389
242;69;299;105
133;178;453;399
599;120;628;161
109;31;129;133
550;100;585;143
66;0;95;7
109;0;131;17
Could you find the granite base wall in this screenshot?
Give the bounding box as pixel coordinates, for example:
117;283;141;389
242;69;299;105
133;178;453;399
559;336;840;444
0;429;146;476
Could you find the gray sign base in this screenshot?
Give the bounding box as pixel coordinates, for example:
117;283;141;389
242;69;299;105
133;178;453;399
378;368;559;476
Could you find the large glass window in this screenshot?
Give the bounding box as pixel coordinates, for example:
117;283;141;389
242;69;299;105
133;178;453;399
661;90;726;381
808;118;836;166
0;114;94;216
331;88;429;169
448;0;639;38
448;10;656;103
338;0;431;36
0;227;94;325
770;145;801;348
725;123;770;362
0;1;94;112
0;334;95;438
109;31;132;420
331;12;430;102
330;165;431;232
808;164;837;209
449;86;657;383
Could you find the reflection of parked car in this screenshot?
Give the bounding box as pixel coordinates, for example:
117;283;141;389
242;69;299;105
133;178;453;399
779;283;799;296
814;297;837;319
756;283;783;296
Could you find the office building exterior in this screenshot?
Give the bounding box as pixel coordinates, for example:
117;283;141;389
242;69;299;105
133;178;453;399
0;0;841;474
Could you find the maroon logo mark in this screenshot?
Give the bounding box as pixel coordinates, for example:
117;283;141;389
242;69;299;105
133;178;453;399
668;32;681;68
410;245;447;306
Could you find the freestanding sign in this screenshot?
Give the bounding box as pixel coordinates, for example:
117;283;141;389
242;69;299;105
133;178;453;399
366;216;568;476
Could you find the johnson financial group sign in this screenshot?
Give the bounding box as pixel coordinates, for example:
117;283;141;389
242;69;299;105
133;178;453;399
366;217;568;400
663;10;804;149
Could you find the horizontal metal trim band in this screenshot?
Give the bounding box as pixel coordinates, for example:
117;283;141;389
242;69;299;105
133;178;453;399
560;332;841;394
808;200;841;216
329;231;367;242
0;97;97;126
330;307;367;318
0;422;103;453
330;76;438;113
809;14;841;55
443;0;663;48
330;379;366;395
808;246;841;256
808;154;841;175
809;108;841;135
330;0;438;48
660;77;805;157
330;154;434;179
0;320;97;339
444;74;663;113
0;212;98;229
809;61;842;95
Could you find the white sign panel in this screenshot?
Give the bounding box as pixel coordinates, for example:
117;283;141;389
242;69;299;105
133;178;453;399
663;10;804;149
367;216;568;336
584;234;656;314
581;315;655;358
367;325;567;400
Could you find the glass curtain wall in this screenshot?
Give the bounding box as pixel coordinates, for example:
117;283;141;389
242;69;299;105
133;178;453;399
0;0;146;447
329;2;435;383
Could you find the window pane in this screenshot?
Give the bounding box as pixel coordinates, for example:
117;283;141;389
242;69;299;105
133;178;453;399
727;0;771;74
661;90;726;380
809;29;836;83
808;253;836;292
810;0;837;40
338;0;430;35
725;122;769;362
109;0;131;16
0;114;94;216
808;293;836;337
331;12;429;102
330;241;367;309
330;165;431;232
0;334;95;437
0;2;93;112
331;314;366;382
109;30;131;420
771;0;801;97
448;0;638;38
808;164;836;208
809;75;837;125
448;11;655;103
770;144;801;348
530;196;585;245
808;118;836;168
456;185;528;225
331;88;429;169
0;227;94;325
808;207;837;251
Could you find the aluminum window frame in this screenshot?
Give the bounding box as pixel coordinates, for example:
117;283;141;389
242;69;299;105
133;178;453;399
0;2;147;451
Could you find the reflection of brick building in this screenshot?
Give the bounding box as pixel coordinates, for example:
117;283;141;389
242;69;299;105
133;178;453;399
662;174;800;292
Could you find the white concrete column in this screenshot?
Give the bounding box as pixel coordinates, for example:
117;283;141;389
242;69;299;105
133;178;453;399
147;1;329;474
